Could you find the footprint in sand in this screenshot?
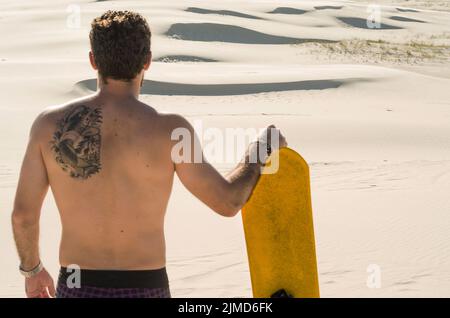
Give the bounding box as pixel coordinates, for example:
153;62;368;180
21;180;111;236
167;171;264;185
392;280;416;286
397;8;420;13
323;280;336;284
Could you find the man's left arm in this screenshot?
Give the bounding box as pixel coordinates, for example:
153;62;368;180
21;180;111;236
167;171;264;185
11;114;55;298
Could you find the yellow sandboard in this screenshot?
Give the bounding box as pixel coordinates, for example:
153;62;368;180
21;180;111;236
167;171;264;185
242;147;319;298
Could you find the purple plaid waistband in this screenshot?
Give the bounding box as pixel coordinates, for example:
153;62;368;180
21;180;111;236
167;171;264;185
56;284;171;298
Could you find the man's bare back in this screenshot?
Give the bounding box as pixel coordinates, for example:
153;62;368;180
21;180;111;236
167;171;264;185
41;94;178;270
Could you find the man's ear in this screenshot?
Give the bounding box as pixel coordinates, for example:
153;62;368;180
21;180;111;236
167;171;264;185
89;51;98;70
143;52;152;71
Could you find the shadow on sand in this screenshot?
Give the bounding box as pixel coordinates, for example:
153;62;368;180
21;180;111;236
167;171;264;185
314;6;343;10
165;23;334;44
74;78;363;96
268;7;308;15
337;17;403;30
154;55;218;63
186;7;264;20
389;16;426;23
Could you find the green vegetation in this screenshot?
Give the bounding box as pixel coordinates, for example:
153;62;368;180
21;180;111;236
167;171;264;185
303;38;450;65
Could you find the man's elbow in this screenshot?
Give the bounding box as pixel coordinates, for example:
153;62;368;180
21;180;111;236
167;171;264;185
215;200;243;218
11;209;38;228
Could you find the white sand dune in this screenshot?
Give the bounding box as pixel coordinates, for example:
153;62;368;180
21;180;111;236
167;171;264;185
1;0;450;297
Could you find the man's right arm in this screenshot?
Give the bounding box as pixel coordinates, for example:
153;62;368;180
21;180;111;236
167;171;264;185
169;115;286;217
11;112;55;298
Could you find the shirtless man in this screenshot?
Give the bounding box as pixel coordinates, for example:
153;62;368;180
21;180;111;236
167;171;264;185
11;10;287;298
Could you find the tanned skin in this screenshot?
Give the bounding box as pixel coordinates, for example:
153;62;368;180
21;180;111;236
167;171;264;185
11;53;287;298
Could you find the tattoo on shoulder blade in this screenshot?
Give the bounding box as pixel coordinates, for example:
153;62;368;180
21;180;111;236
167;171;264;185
51;105;102;179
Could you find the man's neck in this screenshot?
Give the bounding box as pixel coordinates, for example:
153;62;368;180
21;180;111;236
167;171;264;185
97;76;142;99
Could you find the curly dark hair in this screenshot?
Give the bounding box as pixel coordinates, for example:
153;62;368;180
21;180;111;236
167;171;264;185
89;10;151;83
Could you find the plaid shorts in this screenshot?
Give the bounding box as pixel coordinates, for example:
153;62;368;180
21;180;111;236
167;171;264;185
56;266;171;298
56;284;171;298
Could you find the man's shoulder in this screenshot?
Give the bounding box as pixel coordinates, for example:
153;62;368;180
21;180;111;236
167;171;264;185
154;112;192;131
127;100;189;130
30;96;96;140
